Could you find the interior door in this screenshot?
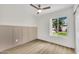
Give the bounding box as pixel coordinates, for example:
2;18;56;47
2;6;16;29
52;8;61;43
75;6;79;53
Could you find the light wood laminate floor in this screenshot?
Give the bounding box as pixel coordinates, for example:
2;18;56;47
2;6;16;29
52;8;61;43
4;40;75;54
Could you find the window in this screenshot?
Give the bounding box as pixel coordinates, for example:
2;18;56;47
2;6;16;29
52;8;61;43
50;17;67;37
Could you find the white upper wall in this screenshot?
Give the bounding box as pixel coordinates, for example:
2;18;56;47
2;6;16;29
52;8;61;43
0;4;36;26
0;4;73;27
36;7;75;48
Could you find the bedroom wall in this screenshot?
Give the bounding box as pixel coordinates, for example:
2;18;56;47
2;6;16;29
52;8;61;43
36;7;75;48
0;4;36;26
0;4;37;51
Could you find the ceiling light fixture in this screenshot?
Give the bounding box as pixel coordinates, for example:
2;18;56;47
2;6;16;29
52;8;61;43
30;4;51;14
38;9;42;13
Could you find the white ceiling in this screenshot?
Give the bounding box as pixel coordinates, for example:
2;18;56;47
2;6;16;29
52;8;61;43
27;4;74;15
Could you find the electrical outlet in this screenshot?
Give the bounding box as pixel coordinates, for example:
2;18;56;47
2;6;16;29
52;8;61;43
16;39;18;42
